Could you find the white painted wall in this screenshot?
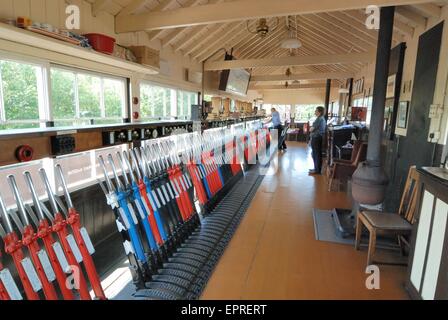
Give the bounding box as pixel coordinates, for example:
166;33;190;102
259;88;339;105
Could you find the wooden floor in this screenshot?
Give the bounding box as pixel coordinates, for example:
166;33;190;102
201;142;409;300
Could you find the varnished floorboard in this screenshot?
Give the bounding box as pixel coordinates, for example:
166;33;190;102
201;142;408;300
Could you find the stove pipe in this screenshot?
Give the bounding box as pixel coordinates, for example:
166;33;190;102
352;7;395;205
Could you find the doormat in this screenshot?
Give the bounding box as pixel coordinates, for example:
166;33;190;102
312;209;401;250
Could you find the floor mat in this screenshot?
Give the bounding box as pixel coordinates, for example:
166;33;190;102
313;209;401;250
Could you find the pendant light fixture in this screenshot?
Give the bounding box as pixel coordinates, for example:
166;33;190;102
281;16;302;50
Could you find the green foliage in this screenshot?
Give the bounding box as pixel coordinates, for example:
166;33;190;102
294;105;320;122
0;60;195;130
104;79;123;118
77;74;101;119
51;69;76;119
50;68;123;125
140;84;170;119
1;60;39;122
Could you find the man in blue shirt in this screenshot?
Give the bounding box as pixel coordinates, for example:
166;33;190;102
270;108;287;151
309;106;327;175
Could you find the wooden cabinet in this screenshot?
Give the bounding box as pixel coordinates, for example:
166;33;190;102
407;168;448;300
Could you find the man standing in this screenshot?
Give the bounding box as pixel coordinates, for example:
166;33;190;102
309;106;327;175
270;107;287;151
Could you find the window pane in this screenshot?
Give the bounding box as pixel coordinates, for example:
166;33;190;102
183;92;189;117
140;84;153;118
177;91;183;117
1;60;40;127
140;84;169;119
155;88;164;117
51;68;76;120
164;88;170;117
77;74;101;119
104;78;124;118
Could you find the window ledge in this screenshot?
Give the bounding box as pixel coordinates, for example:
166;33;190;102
0;23;159;75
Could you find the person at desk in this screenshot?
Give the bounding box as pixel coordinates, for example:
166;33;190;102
309;106;326;175
266;107;287;151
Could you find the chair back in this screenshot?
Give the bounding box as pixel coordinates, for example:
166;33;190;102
352;142;368;166
398;166;420;224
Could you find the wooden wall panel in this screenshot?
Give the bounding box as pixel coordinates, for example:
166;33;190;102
13;0;31;18
81;0;94;33
0;0;14;18
30;0;47;23
0;136;51;166
45;0;60;26
74;132;103;152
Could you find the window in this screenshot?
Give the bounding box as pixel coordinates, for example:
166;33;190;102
177;90;197;119
365;96;373;126
140;83;170;119
50;67;127;126
140;83;196;120
353;98;365;107
0;59;46;130
294;105;321;122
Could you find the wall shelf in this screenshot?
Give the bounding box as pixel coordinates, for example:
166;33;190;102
0;22;159;75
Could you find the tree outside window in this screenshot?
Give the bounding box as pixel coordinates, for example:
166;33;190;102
141;83;196;120
0;60;41;129
50;67;126;126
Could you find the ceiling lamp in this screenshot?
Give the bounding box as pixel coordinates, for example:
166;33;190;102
281;16;302;49
247;18;279;38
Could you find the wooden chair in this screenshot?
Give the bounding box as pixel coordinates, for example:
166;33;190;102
355;166;420;266
327;141;367;191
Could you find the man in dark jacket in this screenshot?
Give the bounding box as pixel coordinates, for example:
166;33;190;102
309;106;326;175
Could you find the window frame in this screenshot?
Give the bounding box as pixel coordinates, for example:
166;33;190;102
50;64;128;125
0;50;131;131
140;81;197;120
0;52;50;128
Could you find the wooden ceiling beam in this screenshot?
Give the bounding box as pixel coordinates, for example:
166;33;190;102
324;11;379;42
204;52;375;71
396;6;427;27
249;83;339;90
146;0;203;42
92;0;113;17
251;72;355;82
116;0;435;32
195;26;251;61
117;0;149;16
196;30;258;62
299;19;356;53
238;26;287;58
234;18;284;55
343;9;413;38
181;24;229;55
191;22;244;59
308;14;376;50
161;27;192;47
412;3;442;18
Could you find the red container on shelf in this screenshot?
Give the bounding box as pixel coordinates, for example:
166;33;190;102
83;33;116;55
